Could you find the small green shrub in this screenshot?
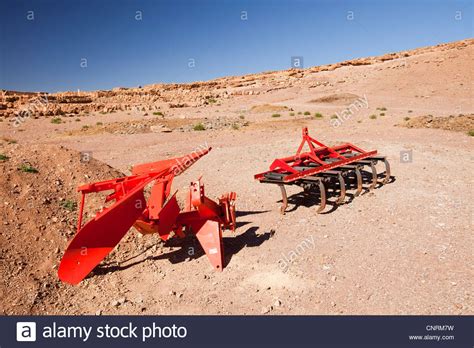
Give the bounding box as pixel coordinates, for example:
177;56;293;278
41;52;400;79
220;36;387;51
82;125;89;130
153;111;164;116
313;112;323;118
51;117;62;124
193;123;206;131
404;117;410;121
330;115;338;119
75;118;81;122
467;130;474;137
297;112;302;115
271;114;281;118
0;154;9;161
379;113;385;116
303;111;311;115
377;107;387;111
369;115;377;120
231;124;240;130
18;164;38;173
239;115;245;119
60;200;77;212
289;112;295;116
96;122;103;126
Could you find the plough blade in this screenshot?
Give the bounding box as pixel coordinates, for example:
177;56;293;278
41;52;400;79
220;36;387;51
255;127;391;214
155;194;181;239
58;147;237;285
58;189;146;285
194;220;224;271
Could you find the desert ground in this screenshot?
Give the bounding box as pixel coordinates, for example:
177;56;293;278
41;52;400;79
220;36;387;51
0;39;473;315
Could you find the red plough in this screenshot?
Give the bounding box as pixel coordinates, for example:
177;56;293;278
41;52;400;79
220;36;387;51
255;127;391;214
58;147;236;285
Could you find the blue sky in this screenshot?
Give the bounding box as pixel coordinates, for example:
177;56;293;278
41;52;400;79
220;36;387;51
0;0;472;92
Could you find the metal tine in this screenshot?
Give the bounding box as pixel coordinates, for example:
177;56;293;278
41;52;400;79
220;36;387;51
382;158;391;184
309;170;345;204
316;179;326;213
365;156;391;185
369;161;377;190
325;165;361;198
354;167;363;196
335;173;346;204
278;184;288;215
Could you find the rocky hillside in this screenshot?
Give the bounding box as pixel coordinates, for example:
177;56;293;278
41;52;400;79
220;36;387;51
1;39;472;120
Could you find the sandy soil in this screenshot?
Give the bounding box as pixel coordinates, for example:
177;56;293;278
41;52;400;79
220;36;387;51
0;39;473;315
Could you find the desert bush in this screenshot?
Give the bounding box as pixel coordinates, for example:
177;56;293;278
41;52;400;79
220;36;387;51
193;123;206;131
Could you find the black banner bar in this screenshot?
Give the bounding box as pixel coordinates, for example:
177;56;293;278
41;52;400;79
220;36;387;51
1;316;472;347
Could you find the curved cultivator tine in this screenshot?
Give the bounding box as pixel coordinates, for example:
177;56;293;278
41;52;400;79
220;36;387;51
58;189;146;285
369;161;378;190
316;179;326;213
278;184;288;215
336;173;346;204
354;167;363;196
382;158;391;184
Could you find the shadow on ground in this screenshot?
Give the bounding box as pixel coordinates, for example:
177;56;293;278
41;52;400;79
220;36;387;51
91;211;273;279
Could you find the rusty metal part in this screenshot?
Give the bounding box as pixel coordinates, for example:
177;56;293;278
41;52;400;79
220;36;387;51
278;184;288;215
369;161;378;190
335;172;346;204
316;179;326;214
354;167;363;196
382;158;391;184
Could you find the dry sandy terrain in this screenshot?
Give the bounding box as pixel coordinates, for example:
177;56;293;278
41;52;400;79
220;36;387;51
0;39;473;315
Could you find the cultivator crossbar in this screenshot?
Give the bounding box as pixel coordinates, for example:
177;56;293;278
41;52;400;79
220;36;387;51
254;127;391;214
58;148;236;285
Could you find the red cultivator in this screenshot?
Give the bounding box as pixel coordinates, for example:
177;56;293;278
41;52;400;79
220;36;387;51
58;148;236;285
255;127;391;214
